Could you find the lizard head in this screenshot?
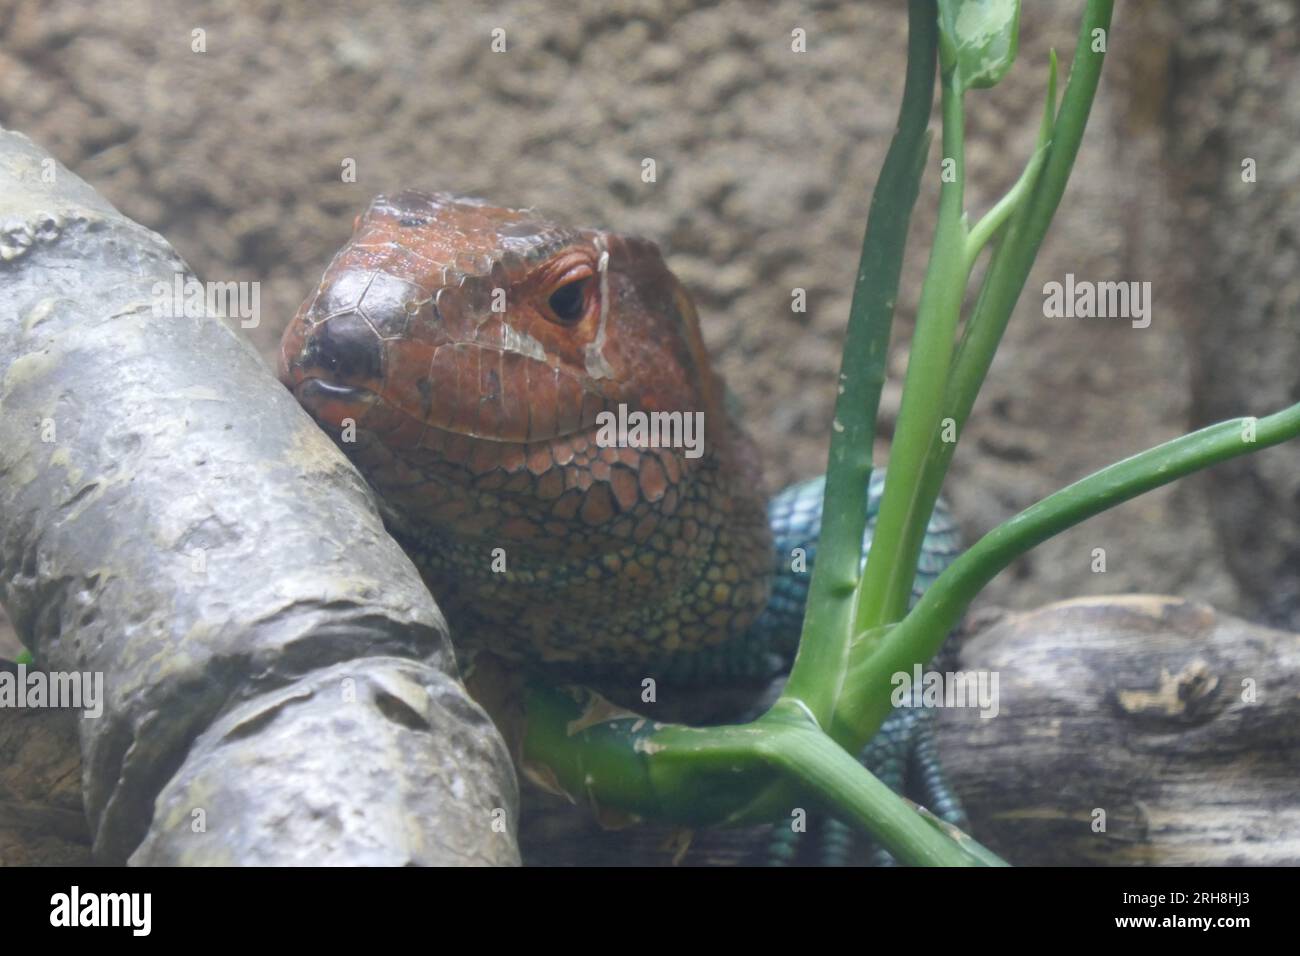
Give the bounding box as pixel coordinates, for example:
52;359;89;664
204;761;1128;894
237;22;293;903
279;191;740;546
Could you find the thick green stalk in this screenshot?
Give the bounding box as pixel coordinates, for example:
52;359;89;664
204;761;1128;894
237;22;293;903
854;66;969;632
781;0;937;719
523;679;1000;865
521;681;783;825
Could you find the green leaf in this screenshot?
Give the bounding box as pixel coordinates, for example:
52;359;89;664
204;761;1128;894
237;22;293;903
16;649;33;665
938;0;1021;89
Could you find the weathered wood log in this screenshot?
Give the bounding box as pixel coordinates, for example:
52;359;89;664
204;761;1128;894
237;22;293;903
0;128;519;865
939;595;1300;865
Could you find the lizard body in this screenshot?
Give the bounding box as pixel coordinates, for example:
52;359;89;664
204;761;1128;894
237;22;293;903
279;192;965;863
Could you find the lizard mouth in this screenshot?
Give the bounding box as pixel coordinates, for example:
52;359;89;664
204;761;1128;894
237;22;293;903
294;378;373;404
291;377;378;423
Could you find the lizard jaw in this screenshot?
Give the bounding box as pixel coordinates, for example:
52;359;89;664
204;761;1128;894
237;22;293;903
288;355;614;447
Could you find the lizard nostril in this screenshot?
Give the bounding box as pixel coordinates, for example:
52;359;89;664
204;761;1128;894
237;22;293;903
307;312;383;382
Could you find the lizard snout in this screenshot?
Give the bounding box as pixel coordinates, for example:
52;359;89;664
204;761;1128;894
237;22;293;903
279;304;384;428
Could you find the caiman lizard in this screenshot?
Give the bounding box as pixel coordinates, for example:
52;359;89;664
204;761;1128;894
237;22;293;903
278;190;965;864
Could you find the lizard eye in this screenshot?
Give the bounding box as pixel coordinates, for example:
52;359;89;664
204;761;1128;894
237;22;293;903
546;275;592;325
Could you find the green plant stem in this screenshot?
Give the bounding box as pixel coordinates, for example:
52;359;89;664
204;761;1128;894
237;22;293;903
917;2;1112;526
851;0;1113;734
838;403;1300;741
855;66;969;633
781;0;937;721
522;680;1000;864
522;671;998;868
963;138;1049;273
754;720;992;865
522;681;787;825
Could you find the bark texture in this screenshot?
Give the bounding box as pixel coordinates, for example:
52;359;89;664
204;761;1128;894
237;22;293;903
0;128;519;865
940;595;1300;866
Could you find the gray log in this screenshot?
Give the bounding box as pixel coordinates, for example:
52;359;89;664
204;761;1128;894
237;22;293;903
940;596;1300;865
0;128;519;865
